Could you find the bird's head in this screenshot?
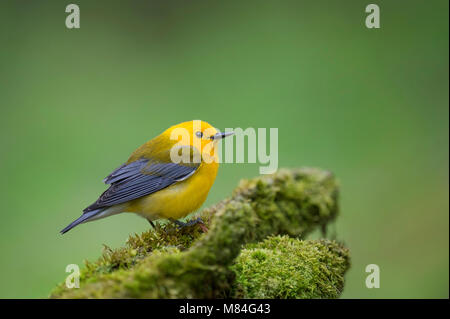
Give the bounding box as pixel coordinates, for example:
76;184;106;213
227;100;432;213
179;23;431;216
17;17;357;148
163;120;233;163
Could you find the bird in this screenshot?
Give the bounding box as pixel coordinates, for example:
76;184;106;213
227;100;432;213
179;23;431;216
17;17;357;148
60;120;234;234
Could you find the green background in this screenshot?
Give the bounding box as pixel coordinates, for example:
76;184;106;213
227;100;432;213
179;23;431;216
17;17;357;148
0;0;448;298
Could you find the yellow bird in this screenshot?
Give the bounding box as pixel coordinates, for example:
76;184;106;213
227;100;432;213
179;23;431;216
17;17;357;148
61;120;233;234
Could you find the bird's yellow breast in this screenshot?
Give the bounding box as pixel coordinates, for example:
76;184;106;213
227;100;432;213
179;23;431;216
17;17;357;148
126;161;218;220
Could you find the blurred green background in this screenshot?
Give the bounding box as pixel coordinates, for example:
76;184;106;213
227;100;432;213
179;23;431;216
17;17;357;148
0;0;448;298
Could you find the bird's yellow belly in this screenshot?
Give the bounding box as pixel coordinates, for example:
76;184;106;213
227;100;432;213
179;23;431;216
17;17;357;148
126;163;218;220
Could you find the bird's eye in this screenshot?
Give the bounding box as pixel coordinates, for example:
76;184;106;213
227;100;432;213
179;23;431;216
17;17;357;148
195;131;203;138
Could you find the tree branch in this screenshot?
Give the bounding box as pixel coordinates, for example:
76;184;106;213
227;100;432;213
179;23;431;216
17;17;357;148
51;168;349;298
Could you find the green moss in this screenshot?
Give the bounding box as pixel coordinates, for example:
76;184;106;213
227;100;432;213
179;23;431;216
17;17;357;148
231;236;350;298
51;222;207;297
51;167;346;298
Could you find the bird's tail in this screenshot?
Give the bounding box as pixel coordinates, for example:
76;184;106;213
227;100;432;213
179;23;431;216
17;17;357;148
60;208;104;234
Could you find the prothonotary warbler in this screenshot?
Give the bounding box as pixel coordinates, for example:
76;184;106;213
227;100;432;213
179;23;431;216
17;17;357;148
61;120;233;234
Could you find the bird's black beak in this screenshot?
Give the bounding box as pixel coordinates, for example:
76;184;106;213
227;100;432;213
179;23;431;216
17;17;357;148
211;131;234;140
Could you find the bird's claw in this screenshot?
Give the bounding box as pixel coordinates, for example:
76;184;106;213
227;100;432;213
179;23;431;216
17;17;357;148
170;217;205;229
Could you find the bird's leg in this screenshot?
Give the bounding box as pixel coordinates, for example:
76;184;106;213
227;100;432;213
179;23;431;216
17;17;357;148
147;219;156;229
169;217;204;228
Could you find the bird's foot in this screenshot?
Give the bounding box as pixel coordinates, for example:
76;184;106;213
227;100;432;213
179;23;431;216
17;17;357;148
170;217;207;231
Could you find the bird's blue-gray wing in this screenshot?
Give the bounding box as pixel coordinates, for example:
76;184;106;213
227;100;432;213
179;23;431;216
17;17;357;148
83;158;199;213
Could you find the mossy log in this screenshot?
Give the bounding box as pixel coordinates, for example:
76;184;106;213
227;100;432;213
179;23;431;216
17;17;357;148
51;168;349;298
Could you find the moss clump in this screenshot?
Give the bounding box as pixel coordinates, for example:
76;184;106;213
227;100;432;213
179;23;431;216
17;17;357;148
231;236;350;298
51;222;208;297
51;167;346;298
